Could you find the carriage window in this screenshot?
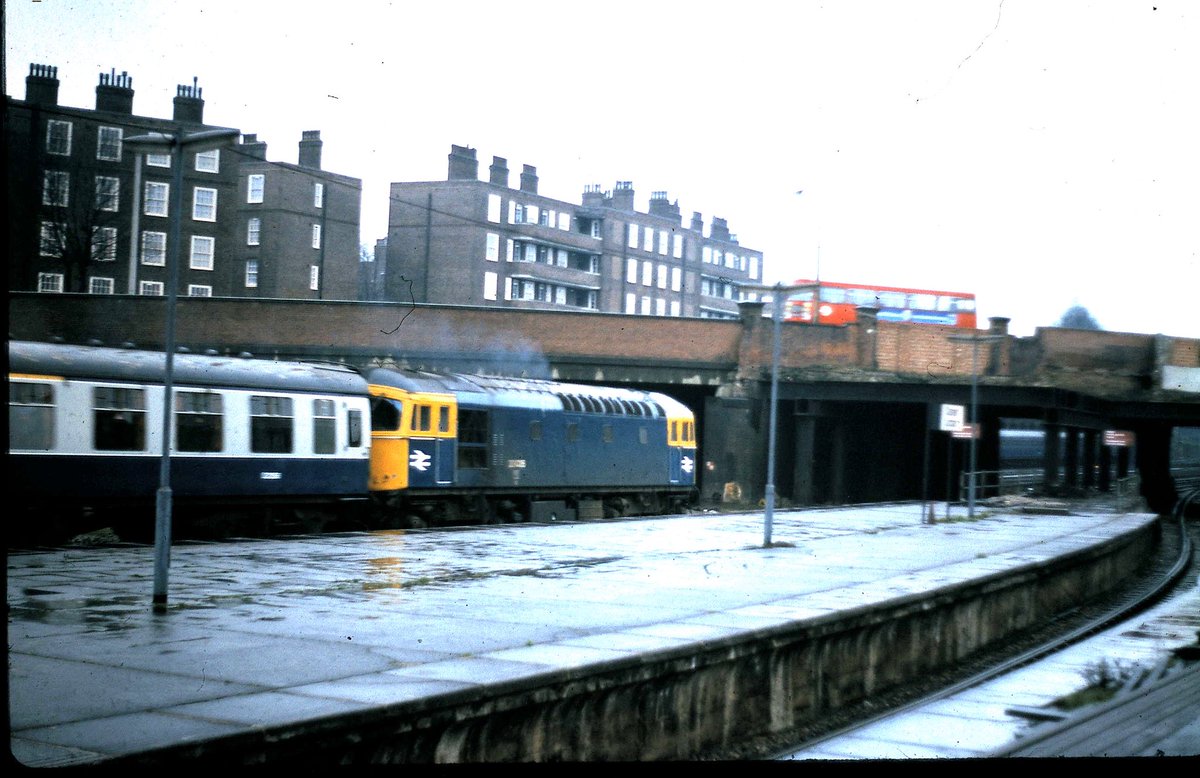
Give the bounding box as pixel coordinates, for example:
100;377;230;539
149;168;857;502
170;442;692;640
93;386;146;451
602;424;614;443
176;391;222;452
415;404;432;432
370;397;402;432
639;427;649;445
10;382;56;450
530;420;543;441
438;405;450;433
348;410;363;448
250;395;293;453
313;398;336;454
458;409;489;469
567;422;580;443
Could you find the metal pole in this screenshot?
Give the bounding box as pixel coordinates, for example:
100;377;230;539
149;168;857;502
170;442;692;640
153;130;183;612
968;338;979;518
764;284;782;546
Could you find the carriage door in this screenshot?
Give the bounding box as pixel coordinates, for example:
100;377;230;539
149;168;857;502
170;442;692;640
434;404;454;485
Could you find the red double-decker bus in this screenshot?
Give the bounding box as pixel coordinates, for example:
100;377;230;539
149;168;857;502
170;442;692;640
783;279;977;328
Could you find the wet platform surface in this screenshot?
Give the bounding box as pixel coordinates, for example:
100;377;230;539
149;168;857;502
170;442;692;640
5;504;1174;765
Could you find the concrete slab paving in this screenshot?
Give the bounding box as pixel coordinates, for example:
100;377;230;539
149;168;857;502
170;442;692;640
6;504;1175;765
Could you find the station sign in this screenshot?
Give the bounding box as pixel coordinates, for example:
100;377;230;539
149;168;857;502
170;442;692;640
939;404;966;432
952;423;980;440
1103;430;1135;447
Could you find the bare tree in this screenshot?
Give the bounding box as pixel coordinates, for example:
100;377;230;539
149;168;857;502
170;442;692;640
36;165;124;293
1056;304;1103;330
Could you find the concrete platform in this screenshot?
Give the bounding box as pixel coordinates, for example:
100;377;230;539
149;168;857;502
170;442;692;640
6;503;1164;765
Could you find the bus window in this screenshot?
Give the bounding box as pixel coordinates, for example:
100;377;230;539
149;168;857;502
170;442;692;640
820;287;846;303
910;294;936;310
878;291;906;308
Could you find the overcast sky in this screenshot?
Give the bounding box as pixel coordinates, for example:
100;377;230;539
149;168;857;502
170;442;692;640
7;1;1197;337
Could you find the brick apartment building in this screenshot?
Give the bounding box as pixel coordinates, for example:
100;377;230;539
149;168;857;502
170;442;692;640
4;64;361;300
384;145;763;318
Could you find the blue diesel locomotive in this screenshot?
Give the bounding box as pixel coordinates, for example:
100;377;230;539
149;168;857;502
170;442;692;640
7;340;697;542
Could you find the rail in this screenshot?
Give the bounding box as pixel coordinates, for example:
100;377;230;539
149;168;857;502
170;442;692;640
955;471;1142;505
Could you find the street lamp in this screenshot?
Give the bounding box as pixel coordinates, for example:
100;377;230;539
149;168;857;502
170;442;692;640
947;332;1005;518
124;127;240;612
743;282;806;546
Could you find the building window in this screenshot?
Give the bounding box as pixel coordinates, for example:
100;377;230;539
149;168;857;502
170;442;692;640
38;273;64;293
628;223;639;249
96;126;122;161
640;296;651;315
657;264;667;289
657;231;668;255
95;176;120;211
313;182;324;208
144;182;169;217
311;224;321;249
192;187;217;221
92;226;118;262
46;120;72;155
625;293;636;313
187;285;212;297
190;235;215;270
487;193;501;223
673;234;683;259
247;174;264;204
670;300;681;316
42;171;69;207
140;280;164;296
146;153;170;168
310;265;319;291
626;258;638;284
140;231;167;266
671;267;682;292
641;261;652;286
89;277;115;294
484;271;498;301
481;232;499;262
39;222;63;257
247;217;261;246
195;149;219;173
656;297;667;316
642;228;653;252
245;259;259;288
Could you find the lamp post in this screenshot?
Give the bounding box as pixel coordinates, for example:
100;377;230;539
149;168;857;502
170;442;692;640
744;282;806;546
947;332;1005;518
124;127;239;612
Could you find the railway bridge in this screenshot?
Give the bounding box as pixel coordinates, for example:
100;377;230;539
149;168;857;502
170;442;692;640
9;293;1199;514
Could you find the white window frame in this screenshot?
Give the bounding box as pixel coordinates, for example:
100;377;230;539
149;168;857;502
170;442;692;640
95;176;120;211
485;232;499;262
38;272;64;293
487;193;502;223
46;120;72;155
247;174;264;204
311;224;322;249
144;182;169;217
657;230;668;255
195;149;219;173
483;271;498;301
245;259;259;288
625;293;637;314
626;258;638;284
92;226;118;262
673;234;683;259
140;231;167;266
192;187;218;221
656;298;667;316
140;280;164;296
96;126;123;161
189;235;215;270
642;227;653;252
247;217;261;246
313;182;324;208
146;153;171;168
657;265;667;289
640;296;651;315
89;277;115;295
309;265;320;291
628;223;639;248
187;285;213;297
42;170;69;207
641;261;652;287
670;300;681;317
671;267;682;292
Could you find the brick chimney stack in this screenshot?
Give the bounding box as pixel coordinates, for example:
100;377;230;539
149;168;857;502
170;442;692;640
611;181;635;212
172;78;204;123
298;130;322;169
25;63;60;106
241;133;268;160
520;164;539;194
489;156;509;187
448;144;478;180
95;69;134;114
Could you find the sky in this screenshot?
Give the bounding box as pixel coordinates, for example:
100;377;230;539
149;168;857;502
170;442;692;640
6;0;1197;338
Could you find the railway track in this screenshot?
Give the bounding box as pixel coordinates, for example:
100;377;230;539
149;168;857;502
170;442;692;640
767;490;1199;760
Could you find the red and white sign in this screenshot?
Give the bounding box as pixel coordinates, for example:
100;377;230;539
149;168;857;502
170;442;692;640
952;423;980;440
